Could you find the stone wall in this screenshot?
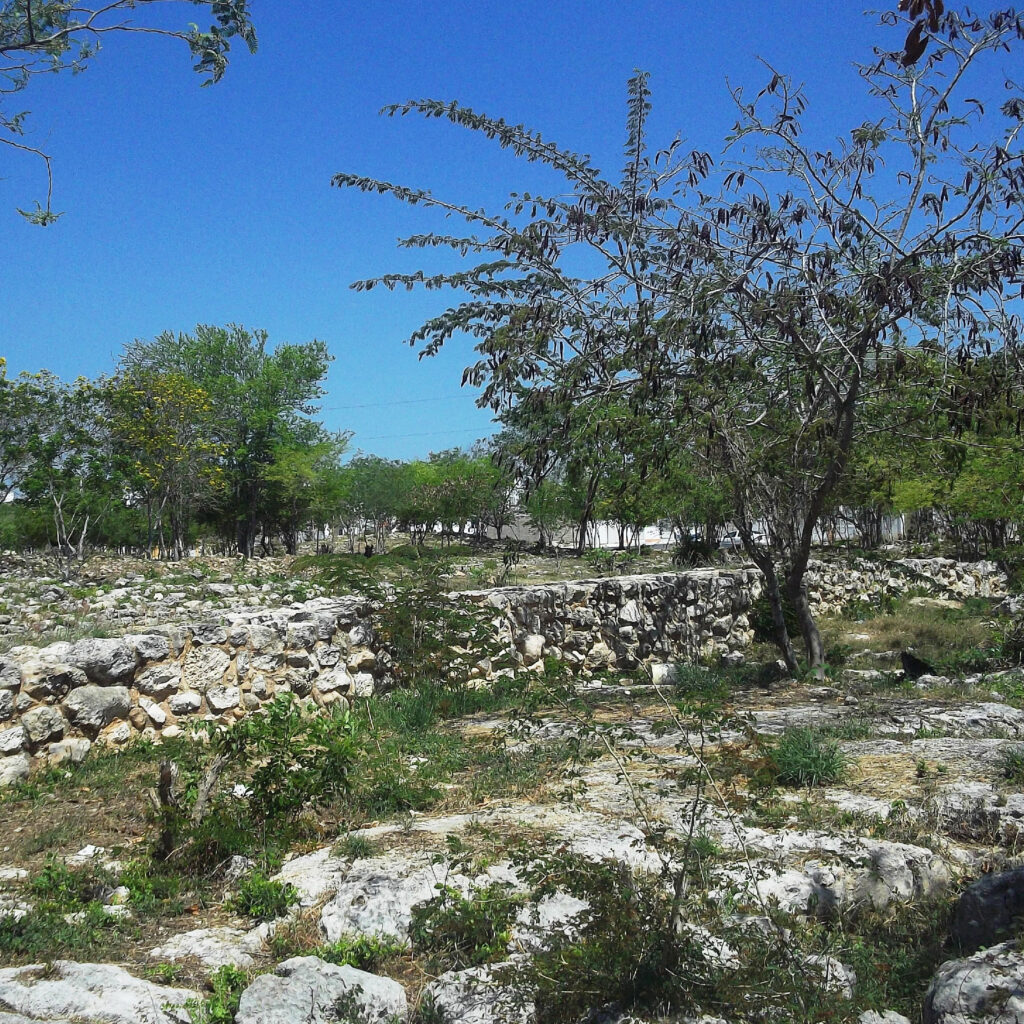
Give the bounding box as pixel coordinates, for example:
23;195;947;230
458;567;762;676
0;596;389;786
0;558;1008;786
806;557;1006;616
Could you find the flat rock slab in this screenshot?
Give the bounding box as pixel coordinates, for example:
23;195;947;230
924;941;1024;1024
149;924;272;969
0;961;195;1024
235;956;406;1024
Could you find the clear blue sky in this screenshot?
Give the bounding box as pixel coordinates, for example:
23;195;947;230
0;2;994;459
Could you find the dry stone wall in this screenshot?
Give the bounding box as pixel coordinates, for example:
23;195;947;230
458;567;762;675
0;558;1008;786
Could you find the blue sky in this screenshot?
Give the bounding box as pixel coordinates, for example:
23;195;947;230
0;2;982;458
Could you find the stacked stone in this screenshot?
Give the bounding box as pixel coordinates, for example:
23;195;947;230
0;596;388;786
805;557;1006;617
459;568;762;677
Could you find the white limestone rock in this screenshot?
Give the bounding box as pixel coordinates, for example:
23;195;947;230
63;685;131;732
0;754;29;787
319;853;461;942
235;956;406;1024
150;925;270;969
923;941;1024;1024
67;637;137;684
425;963;532;1024
0;960;195;1024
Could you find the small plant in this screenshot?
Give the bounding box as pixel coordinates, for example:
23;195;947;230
184;965;250;1024
319;933;407;972
146;962;184;984
231;872;298;922
333;833;377;860
410;882;523;972
998;745;1024;783
769;728;846;788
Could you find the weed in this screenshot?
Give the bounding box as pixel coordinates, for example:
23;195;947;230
333;833;378;860
998;745;1024;783
183;965;250;1024
769;728;846;788
318;933;407;972
410;882;523;972
230;872;298;922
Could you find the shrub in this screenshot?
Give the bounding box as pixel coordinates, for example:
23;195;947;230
998;745;1024;783
770;728;846;787
319;933;407;972
410;883;523;972
231;872;298;922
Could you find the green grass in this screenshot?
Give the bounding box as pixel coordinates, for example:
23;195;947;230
998;744;1024;783
770;728;846;788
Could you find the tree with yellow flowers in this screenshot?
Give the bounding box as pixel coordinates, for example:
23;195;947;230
106;368;226;559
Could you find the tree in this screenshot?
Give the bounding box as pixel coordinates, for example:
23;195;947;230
335;7;1024;672
105;367;226;558
17;371;123;575
1;0;256;223
264;424;350;555
121;325;333;557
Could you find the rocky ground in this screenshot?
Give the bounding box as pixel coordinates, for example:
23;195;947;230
1;557;1024;1023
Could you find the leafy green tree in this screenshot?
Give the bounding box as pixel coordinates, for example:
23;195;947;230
336;7;1024;672
1;0;256;223
264;424;350;555
17;372;123;575
121;324;332;557
105;367;226;558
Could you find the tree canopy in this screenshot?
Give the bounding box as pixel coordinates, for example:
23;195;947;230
335;6;1024;671
1;0;256;223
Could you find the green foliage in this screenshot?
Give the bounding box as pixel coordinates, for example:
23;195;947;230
231;872;298;922
769;728;846;788
0;902;129;960
410;882;523;972
333;833;378;860
184;965;250;1024
317;933;407;972
28;858;113;909
998;745;1024;784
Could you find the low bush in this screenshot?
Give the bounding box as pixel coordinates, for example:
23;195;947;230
410;882;523;972
231;872;298;922
769;728;846;787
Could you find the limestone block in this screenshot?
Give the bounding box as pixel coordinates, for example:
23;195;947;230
286;622;318;650
65;686;131;732
207;686;241;713
67;637;136;684
21;704;66;745
169;691;202;716
0;751;30;787
317;664;353;694
46;737;92;764
191;622;228;645
183;646;231;692
0;725;25;754
0;658;21;690
347;647;376;672
139;698;167;726
20;659;87;700
124;633;171;663
0;690;12;722
135;662;181;699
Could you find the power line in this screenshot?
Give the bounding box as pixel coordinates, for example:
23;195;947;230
323;393;472;412
357;427;494;442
